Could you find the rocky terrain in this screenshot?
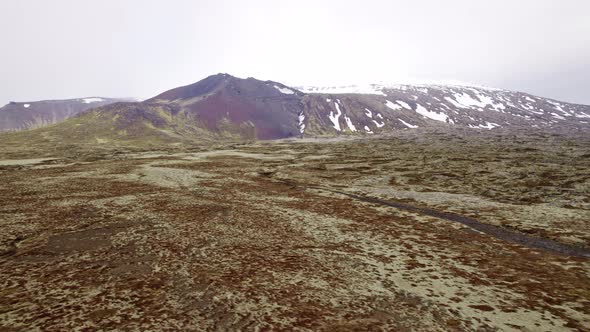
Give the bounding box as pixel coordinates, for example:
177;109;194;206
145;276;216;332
0;73;589;331
0;129;589;331
0;97;130;132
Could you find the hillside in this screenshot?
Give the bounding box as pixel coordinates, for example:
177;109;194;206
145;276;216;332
299;84;590;135
1;74;588;149
0;97;130;131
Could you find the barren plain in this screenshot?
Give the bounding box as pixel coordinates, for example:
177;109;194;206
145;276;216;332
1;129;589;331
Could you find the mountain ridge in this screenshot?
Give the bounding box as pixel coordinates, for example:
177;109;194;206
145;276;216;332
1;74;588;145
0;97;133;132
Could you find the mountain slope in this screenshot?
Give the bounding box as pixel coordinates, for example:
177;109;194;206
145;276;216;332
0;97;130;132
2;74;588;146
3;74;307;145
148;73;305;139
298;84;590;135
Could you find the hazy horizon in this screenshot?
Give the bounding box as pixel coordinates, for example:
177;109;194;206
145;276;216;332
1;0;589;105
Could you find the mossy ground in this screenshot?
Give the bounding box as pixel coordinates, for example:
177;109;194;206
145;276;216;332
1;129;589;330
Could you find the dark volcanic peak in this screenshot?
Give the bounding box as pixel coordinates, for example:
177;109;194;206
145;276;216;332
148;73;302;102
135;73;304;140
148;73;231;101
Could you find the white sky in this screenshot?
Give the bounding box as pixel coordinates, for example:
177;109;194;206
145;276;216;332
1;0;589;105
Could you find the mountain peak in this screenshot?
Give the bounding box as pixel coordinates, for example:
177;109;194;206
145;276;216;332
147;74;301;102
148;74;231;102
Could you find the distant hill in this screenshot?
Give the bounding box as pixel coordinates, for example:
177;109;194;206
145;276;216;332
0;97;132;131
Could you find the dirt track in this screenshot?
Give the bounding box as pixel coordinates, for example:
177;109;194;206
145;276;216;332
320;188;590;258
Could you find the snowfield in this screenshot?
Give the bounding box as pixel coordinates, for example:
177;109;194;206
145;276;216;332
274;85;295;95
82;98;105;104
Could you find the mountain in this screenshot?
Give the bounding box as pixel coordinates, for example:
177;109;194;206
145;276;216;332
146;73;305;139
0;74;305;146
297;84;590;134
1;74;588;145
0;97;131;132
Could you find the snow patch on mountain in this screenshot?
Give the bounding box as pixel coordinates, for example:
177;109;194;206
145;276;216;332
274;85;295;95
298;84;386;96
23;104;30;108
396;101;412;110
344;115;357;132
372;120;385;128
82;98;105;104
528;109;545;115
298;112;306;133
399;119;418;128
469;122;500;130
385;100;402;110
548;101;566;113
329;101;343;131
445;97;467;109
365;108;373;118
445;92;505;112
454;93;486;108
415;104;448;122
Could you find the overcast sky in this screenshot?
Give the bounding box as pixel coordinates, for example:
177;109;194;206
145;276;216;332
1;0;589;105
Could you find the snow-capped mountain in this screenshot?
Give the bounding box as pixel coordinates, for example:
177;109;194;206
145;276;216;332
296;83;590;134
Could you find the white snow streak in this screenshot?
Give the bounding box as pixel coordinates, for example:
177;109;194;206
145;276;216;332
274;85;295;95
385;100;402;110
469;122;500;130
372;120;385;128
298;112;306;133
548;101;567;114
447;92;504;111
396;101;412;110
551;113;565;120
82;97;105;104
329;102;342;131
344;115;357;132
399;119;418;128
298;84;386;96
415;104;448;122
445;96;467;109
